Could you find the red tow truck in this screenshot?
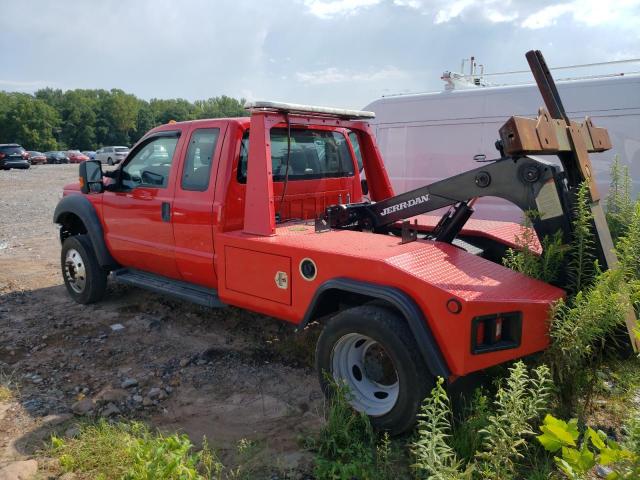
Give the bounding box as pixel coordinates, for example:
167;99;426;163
54;51;619;433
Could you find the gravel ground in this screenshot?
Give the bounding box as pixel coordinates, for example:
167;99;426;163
0;165;322;477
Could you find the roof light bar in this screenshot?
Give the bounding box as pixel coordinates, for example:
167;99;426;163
244;100;375;120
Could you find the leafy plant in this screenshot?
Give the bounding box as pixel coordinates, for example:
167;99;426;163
376;432;394;479
566;182;598;295
546;268;632;414
412;377;470;480
503;211;568;284
411;363;551;479
450;389;491;464
606;155;634;242
312;377;379;480
537;414;640;479
474;362;553;478
616;201;640;282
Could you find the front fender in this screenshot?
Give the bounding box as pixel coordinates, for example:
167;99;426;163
53;195;117;269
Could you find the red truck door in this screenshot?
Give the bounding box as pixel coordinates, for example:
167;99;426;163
102;130;186;279
171;122;227;288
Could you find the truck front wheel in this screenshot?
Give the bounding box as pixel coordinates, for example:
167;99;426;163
315;304;433;435
61;235;107;304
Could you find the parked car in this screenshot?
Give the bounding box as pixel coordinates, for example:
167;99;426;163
0;144;30;170
44;151;70;164
67;150;90;164
95;146;129;165
82;150;96;161
27;151;47;165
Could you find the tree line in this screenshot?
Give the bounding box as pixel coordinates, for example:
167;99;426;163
0;88;246;152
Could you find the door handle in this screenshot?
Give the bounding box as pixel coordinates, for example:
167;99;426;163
161;202;171;222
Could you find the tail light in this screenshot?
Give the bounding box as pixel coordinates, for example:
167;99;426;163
471;312;522;354
0;153;5;159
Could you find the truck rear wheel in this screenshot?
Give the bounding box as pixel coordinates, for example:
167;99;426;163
61;235;107;304
315;304;433;435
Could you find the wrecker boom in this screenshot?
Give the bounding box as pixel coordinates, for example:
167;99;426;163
322;50;614;269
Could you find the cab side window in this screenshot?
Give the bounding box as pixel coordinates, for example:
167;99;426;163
121;136;178;189
181;128;220;191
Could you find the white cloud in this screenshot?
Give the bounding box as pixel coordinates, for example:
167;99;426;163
392;0;422;9
521;3;578;29
434;0;475;23
394;0;519;24
295;66;409;85
302;0;381;19
522;0;640;29
485;8;519;23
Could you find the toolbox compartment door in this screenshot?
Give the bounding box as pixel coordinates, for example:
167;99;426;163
224;246;292;305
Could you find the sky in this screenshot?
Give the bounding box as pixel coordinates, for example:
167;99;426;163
1;0;639;109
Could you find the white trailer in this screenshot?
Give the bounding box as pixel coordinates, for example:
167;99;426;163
364;74;640;222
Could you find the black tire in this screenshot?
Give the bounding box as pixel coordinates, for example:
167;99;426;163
107;157;113;165
61;235;107;304
315;304;433;435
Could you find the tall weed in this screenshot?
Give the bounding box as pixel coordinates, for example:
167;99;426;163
411;362;552;480
605;155;634;242
312;377;390;480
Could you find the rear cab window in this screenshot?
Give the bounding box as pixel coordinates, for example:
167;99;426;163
237;128;356;183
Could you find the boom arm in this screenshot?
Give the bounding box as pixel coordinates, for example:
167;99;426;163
324;155;573;244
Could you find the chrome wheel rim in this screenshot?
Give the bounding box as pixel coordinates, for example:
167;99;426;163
64;248;86;293
331;333;399;416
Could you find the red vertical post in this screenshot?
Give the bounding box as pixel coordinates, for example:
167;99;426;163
356;124;395;201
243;112;276;236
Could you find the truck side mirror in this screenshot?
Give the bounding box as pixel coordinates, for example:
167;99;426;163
79;160;104;194
361;178;369;195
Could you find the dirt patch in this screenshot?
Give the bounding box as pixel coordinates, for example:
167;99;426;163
0;165;324;475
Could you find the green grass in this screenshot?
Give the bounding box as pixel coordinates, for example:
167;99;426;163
308;377;409;480
50;420;223;480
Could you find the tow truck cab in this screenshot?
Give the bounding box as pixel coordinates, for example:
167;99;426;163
56;101;564;435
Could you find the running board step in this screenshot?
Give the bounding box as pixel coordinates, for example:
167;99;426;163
112;269;225;308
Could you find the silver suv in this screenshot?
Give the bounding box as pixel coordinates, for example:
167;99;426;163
96;146;129;165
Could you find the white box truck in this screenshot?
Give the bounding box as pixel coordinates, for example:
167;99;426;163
364;74;640;222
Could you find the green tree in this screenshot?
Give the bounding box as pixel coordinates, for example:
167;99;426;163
150;98;195;124
2;94;60;150
60;90;98;150
135;101;156;142
193;95;246;119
